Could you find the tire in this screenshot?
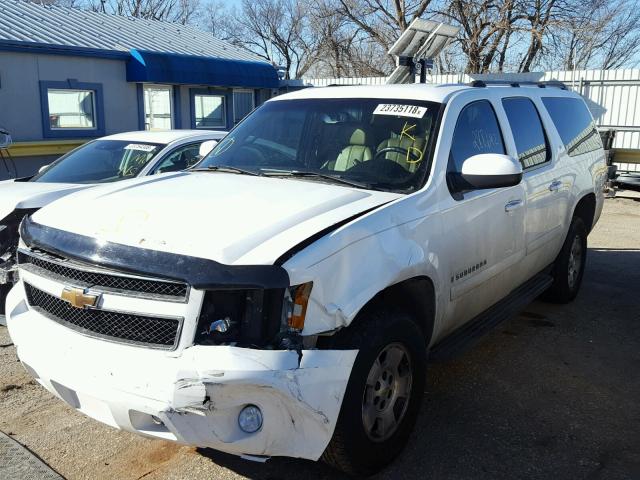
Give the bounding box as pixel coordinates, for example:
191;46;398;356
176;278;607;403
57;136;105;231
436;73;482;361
543;216;588;303
322;307;427;476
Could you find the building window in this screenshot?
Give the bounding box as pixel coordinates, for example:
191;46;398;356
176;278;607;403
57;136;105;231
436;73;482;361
189;88;230;130
144;85;174;130
233;89;255;124
47;89;96;130
194;94;226;128
39;80;104;138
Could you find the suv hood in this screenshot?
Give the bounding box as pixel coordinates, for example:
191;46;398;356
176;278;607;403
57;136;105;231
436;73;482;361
0;180;87;221
33;172;401;265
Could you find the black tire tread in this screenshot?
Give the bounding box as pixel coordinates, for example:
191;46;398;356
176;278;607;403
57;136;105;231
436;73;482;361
544;216;587;304
321;307;427;476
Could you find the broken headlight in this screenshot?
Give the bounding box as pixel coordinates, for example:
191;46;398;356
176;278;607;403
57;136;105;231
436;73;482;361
194;289;284;347
194;282;313;348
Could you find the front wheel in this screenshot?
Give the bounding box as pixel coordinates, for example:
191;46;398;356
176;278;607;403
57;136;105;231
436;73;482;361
322;308;427;476
543;216;588;303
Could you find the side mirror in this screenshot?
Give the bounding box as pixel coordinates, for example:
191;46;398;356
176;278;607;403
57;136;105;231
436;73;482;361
449;154;522;192
199;140;218;159
38;164;50;174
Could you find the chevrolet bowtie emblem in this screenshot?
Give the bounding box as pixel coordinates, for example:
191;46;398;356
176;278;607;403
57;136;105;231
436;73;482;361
61;287;100;309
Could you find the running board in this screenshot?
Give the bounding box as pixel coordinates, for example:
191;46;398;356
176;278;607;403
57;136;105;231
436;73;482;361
430;272;553;362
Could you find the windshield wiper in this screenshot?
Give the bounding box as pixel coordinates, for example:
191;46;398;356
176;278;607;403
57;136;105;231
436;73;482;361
191;165;262;176
261;169;370;189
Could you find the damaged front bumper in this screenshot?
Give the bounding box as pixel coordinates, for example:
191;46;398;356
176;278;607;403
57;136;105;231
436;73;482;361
0;253;17;285
5;283;357;460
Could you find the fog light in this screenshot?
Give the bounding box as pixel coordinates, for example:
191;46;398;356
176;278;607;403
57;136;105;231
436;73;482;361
238;405;263;433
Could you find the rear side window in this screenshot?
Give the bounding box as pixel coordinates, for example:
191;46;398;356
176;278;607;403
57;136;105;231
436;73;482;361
502;97;549;169
542;97;602;156
450;100;505;171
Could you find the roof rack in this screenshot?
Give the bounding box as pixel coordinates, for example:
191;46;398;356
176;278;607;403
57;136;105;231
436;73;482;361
469;80;567;90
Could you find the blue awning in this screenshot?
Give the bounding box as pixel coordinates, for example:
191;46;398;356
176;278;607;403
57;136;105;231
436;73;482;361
126;49;279;89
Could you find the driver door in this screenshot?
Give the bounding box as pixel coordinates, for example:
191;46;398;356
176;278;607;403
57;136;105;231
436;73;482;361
438;95;526;334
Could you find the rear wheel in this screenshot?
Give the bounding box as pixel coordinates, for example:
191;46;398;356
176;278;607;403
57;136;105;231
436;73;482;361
544;216;588;303
322;308;427;476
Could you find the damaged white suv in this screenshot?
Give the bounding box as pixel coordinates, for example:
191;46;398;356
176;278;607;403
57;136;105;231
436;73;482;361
6;82;606;475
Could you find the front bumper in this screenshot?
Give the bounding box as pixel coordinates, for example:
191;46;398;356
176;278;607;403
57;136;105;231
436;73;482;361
5;283;357;460
0;251;18;285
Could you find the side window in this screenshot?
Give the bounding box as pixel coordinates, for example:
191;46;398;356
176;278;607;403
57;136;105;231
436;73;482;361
450;100;506;172
542;97;602;157
502;97;549;169
153;143;202;174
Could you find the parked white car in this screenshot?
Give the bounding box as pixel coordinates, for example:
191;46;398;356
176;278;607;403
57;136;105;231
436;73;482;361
0;130;225;312
6;82;606;475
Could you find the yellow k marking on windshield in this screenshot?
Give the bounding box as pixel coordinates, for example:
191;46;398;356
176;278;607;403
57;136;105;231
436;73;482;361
400;122;425;164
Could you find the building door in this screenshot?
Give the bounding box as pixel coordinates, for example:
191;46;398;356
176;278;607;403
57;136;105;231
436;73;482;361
144;85;173;130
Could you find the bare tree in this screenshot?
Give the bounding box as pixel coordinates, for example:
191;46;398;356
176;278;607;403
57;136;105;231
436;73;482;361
40;0;640;76
308;0;389;77
330;0;434;72
88;0;200;24
516;0;559;72
219;0;319;79
440;0;524;73
203;0;234;40
550;0;640;70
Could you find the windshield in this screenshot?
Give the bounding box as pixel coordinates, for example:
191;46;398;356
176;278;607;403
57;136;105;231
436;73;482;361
33;140;163;184
198;98;441;192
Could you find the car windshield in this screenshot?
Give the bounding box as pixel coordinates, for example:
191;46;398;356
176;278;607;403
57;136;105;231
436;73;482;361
197;98;441;192
32;140;163;184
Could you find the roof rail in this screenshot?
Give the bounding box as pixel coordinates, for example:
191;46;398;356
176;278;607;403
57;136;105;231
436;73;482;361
469;80;567;90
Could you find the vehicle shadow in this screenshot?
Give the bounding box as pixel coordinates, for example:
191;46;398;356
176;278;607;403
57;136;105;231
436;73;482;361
197;248;640;480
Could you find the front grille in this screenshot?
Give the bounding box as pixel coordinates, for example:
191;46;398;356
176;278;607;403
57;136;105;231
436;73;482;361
18;250;188;301
24;283;182;349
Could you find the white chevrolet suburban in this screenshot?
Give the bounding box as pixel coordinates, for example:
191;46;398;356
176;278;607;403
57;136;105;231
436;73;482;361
6;81;606;476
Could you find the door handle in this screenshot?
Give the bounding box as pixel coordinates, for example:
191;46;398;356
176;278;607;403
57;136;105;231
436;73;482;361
505;199;524;213
549;180;562;192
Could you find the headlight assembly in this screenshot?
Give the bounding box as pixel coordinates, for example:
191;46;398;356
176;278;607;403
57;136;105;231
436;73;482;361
194;282;313;348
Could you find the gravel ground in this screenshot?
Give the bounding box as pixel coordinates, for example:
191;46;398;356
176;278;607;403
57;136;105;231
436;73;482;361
1;193;639;480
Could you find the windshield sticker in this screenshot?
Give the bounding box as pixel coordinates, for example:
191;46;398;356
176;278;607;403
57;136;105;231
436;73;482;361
124;144;157;152
374;104;427;118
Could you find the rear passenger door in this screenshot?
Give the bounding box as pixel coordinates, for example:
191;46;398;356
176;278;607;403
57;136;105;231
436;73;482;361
501;97;564;268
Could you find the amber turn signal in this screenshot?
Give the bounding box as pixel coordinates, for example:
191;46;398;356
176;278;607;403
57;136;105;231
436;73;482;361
288;282;313;331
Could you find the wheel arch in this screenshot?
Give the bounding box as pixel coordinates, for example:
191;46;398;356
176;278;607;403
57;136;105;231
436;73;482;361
573;192;596;232
344;276;437;347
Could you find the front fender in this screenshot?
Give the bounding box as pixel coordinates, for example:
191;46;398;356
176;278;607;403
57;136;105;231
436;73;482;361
284;207;443;336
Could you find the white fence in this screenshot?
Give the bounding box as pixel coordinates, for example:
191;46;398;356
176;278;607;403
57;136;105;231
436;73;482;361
304;69;640;158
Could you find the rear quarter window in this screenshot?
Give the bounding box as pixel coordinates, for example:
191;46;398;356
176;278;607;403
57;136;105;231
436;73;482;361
541;97;602;157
